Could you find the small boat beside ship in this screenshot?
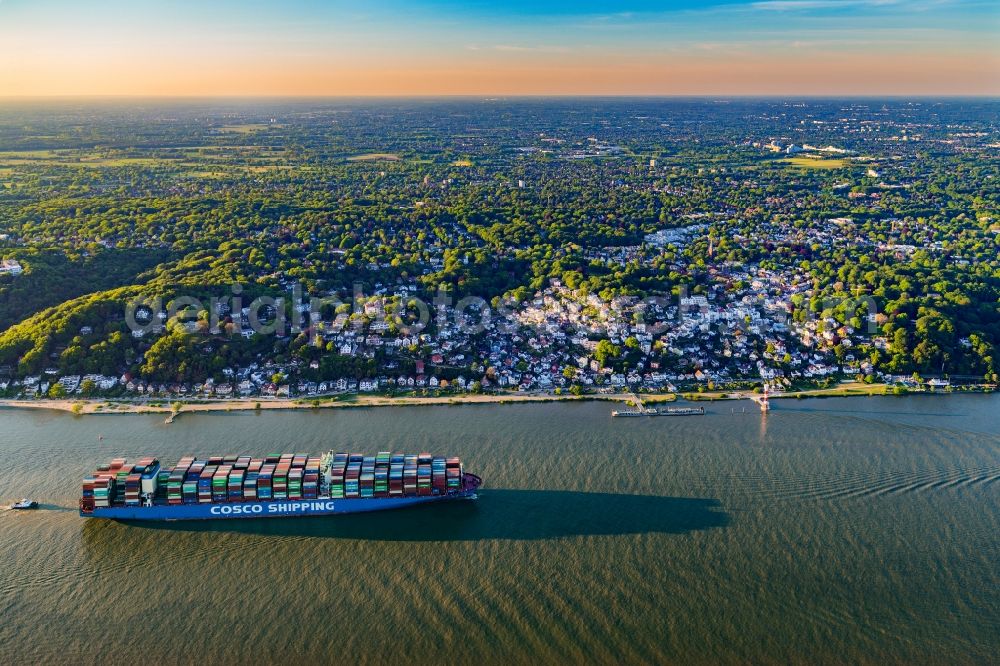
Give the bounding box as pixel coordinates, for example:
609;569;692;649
10;498;38;510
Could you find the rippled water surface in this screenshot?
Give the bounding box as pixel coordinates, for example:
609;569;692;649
1;395;998;665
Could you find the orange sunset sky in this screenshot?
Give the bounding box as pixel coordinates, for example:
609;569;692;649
1;0;997;96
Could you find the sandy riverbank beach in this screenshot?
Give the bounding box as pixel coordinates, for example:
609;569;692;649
0;391;643;418
0;382;986;420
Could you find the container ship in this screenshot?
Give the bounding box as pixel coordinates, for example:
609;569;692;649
79;452;481;521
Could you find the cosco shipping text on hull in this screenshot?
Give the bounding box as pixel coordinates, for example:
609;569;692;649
85;494;476;521
80;451;481;522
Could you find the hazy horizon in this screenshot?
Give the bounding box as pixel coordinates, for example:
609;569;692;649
1;0;997;97
1;93;999;98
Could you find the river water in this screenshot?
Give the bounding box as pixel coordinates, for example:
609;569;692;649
0;395;997;665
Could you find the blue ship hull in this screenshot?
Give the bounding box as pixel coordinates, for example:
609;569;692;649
82;490;477;521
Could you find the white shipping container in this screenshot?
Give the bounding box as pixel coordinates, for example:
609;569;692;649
141;475;159;494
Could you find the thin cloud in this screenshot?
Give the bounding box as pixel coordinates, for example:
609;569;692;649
493;44;571;53
752;0;901;9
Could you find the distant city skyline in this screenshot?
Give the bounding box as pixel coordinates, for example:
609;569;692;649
1;0;998;96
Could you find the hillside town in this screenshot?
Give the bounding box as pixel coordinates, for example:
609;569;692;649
0;248;980;401
1;99;997;401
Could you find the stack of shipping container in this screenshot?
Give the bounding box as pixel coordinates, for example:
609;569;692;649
258;463;273;499
345;454;362;498
120;457;155;506
403;454;418;495
328;453;348;498
373;452;390;497
304;456;321;499
432;457;447;493
446;457;463;490
228;469;244;502
124;471;142;506
80;460;117;512
243;459;262;501
181;460;203;504
113;463;132;504
360;456;375;498
198;466;215;503
288;468;302;500
212;466;230;502
167;456;193;505
273;456;290;500
389;453;404;496
82;451;466;512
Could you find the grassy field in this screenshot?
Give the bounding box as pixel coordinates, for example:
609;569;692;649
778;381;888;397
680;381;890;401
0;149;60;159
77;157;168;167
0;144;299;170
184;170;228;179
0;152;171;168
781;155;849;169
347;152;401;162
